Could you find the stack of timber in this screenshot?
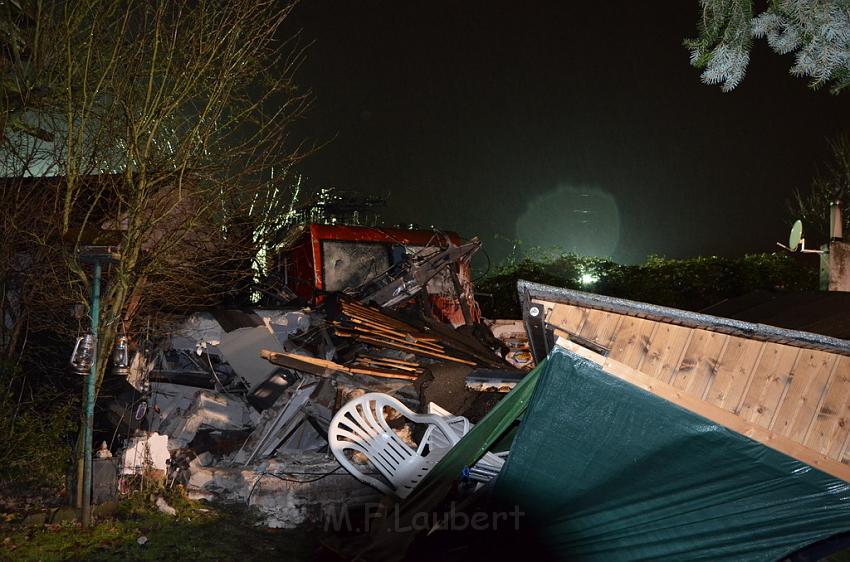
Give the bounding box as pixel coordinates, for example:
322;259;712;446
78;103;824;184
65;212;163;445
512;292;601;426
349;354;425;378
519;280;850;483
261;298;510;383
260;349;421;381
332;297;505;369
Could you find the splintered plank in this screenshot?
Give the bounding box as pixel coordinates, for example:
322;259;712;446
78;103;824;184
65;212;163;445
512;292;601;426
641;323;692;382
669;329;728;398
771;350;839;440
704;338;765;411
546;304;588;335
737;345;802;429
261;349;420;381
351;334;477;366
804;356;850;458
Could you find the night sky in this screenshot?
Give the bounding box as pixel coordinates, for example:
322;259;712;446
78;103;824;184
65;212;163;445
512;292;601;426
289;1;850;265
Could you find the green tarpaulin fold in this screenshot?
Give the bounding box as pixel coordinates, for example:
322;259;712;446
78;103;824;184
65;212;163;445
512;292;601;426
492;347;850;562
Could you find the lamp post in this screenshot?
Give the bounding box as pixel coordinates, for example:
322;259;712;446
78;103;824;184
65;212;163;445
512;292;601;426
77;246;120;528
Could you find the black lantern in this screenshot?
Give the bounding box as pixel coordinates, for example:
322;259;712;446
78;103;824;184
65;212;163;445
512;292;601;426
112;335;130;376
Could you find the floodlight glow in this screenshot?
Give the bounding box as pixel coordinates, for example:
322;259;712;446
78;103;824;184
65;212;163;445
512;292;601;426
580;272;598;285
515;185;620;258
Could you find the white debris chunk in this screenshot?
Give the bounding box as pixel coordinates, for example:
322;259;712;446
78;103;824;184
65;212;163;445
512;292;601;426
120;432;170;475
155;496;177;516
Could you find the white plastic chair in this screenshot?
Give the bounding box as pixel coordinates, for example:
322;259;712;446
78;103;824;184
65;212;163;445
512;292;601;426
329;393;461;498
427;401;506;481
426;402;470;449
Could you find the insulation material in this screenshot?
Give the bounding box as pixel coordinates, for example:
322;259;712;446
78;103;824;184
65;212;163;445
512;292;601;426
484;318;533;370
491;347;850;562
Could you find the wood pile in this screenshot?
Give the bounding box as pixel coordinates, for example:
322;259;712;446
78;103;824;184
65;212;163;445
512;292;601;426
262;296;511;384
259;349;421;381
332;299;482;368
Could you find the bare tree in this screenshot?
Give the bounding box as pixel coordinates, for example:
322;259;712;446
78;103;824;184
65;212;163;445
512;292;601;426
1;0;313;492
2;0;311;376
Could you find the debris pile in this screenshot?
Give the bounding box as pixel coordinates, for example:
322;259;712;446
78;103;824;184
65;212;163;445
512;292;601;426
105;225;529;528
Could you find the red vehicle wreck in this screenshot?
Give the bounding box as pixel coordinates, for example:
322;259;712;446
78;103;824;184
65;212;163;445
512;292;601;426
272;223;481;326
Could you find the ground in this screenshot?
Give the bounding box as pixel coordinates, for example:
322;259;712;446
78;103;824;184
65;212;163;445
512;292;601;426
0;488;319;562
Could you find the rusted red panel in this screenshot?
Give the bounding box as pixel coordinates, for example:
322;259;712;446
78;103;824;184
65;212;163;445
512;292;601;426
277;224;478;324
275;229;317;303
308;223;462;246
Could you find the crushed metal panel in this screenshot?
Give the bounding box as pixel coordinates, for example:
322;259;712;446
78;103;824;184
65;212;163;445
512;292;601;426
217;326;285;391
233;382;318;465
147;383;199;434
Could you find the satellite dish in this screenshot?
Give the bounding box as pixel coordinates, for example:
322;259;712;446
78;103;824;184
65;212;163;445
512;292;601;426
789;220;803;252
777;219;823;254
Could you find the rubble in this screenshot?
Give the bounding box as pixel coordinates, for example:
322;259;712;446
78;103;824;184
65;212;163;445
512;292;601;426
231;380;326;465
484;318;533;370
464;368;525;393
106;224;529;528
119;432;170;477
155;390;258;451
217;326;286;392
185;453;381;528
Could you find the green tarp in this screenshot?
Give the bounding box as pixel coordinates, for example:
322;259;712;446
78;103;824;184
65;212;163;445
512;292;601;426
492;347;850;561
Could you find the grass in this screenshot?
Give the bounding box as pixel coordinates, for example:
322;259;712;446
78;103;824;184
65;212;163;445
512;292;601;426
0;487;318;562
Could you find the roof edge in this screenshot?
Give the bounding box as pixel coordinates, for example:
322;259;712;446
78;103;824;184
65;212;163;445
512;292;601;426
517;280;850;357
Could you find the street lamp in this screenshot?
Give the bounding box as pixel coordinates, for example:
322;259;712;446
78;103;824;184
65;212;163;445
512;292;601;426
76;245;120;528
